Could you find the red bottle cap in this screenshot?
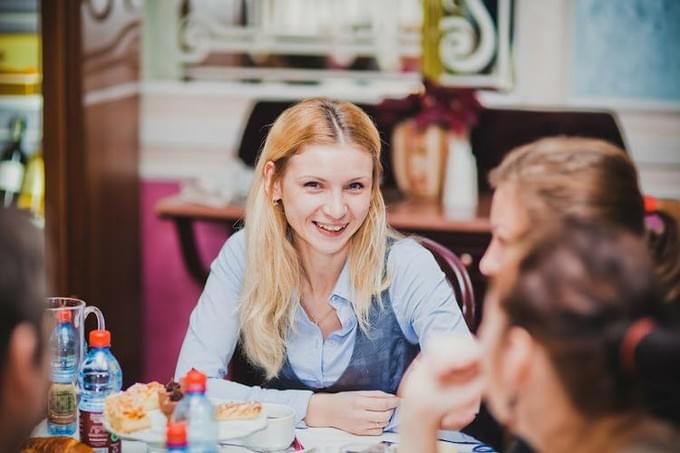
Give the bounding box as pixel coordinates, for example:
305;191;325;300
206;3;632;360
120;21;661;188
183;368;207;392
89;329;111;347
56;310;72;323
166;421;188;447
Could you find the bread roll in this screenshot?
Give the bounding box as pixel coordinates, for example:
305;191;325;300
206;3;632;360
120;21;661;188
21;436;94;453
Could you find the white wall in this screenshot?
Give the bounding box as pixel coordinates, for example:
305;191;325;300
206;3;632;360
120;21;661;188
141;0;680;197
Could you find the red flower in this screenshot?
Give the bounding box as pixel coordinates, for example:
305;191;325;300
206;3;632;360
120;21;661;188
377;79;482;134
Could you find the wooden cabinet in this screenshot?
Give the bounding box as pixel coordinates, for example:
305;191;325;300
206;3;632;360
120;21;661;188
42;1;142;385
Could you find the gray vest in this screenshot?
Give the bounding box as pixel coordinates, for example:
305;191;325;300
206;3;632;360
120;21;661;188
230;240;419;394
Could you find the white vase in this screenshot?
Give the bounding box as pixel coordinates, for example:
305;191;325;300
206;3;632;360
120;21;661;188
442;134;478;219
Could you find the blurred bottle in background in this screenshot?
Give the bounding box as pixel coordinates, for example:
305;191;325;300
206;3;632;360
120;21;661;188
17;146;44;223
47;308;78;435
79;329;123;452
171;369;218;453
0;115;27;207
167;422;189;453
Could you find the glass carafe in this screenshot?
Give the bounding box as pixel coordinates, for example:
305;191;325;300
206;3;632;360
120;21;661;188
46;297;105;373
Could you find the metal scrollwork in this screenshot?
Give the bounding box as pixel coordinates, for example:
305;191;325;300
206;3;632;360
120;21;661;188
84;0;114;22
179;13;228;64
439;0;496;74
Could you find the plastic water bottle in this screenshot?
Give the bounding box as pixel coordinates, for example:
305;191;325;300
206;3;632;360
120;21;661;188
47;309;78;435
49;309;79;382
79;329;123;452
171;369;218;453
166;422;189;452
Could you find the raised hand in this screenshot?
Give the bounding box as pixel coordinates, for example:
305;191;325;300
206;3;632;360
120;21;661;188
399;335;483;428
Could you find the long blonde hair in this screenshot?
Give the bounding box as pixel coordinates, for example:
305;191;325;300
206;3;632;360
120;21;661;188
240;98;391;378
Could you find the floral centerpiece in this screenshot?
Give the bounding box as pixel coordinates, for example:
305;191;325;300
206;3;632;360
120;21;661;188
379;80;482;202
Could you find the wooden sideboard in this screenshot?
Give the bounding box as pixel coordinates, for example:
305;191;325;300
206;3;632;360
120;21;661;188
155;193;493;311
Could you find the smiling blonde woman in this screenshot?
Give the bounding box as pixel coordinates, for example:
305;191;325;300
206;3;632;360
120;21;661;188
175;98;477;435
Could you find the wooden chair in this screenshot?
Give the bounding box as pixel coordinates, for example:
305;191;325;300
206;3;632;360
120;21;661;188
411;235;477;332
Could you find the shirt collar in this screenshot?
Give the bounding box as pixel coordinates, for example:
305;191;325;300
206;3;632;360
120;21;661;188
331;258;352;302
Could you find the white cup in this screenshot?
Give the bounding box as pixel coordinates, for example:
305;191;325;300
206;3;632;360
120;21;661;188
239;403;296;451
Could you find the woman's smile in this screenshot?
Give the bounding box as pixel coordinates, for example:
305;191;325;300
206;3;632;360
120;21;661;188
312;220;349;235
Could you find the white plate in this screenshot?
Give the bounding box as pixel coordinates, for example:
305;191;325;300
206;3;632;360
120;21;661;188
104;401;267;448
226;403;296;451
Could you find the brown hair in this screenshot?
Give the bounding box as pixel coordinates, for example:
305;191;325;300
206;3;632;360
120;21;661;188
489;136;680;305
496;220;679;419
0;208;46;378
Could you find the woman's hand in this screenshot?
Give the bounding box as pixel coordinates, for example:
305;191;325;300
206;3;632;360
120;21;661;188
305;390;400;435
399;335;483;429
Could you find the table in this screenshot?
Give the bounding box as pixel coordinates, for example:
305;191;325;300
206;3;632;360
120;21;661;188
33;420;494;452
155;194;491;284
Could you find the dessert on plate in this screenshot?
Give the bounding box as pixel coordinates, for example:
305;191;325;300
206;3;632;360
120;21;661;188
104;381;163;433
158;379;185;420
215;401;263;421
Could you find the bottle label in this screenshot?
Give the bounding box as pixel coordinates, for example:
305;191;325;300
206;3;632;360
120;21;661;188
47;383;77;425
79;410;122;453
0;160;24;192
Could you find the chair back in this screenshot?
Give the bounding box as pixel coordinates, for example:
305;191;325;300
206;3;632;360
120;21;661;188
411;235;477;332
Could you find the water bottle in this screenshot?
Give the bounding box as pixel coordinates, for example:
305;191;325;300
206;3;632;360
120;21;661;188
79;329;123;452
49;309;79;382
166;422;189;453
171;369;218;453
47;309;78;435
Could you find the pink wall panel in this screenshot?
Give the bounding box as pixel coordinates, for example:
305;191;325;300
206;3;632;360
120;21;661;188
141;181;231;382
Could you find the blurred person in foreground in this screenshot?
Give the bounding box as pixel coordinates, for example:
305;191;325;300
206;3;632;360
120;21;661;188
0;208;49;452
468;136;680;450
400;220;680;453
402;136;680;447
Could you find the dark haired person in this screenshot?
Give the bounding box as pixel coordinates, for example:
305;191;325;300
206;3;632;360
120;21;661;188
400;220;680;453
0;208;49;452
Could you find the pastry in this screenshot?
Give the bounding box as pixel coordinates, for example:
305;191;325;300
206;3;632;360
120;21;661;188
125;381;164;410
104;392;151;433
21;437;93;453
215;401;262;421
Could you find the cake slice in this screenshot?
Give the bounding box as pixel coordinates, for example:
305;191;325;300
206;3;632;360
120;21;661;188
215;401;262;421
104;393;151;433
125;381;164;410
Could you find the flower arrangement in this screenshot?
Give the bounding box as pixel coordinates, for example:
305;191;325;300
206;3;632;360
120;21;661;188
378;79;482;134
379;79;482;203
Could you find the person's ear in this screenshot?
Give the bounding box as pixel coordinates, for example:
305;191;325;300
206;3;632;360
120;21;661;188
263;161;282;202
6;323;46;397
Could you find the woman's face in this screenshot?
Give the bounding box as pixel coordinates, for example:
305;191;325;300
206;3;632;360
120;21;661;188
271;143;374;260
479;183;530;278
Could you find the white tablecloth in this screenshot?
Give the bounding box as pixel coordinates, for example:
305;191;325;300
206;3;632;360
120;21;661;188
34;421;494;452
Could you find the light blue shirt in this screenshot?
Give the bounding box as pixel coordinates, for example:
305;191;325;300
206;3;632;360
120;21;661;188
175;229;471;429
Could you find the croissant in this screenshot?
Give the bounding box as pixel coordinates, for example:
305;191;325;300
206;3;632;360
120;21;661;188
21;436;94;453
